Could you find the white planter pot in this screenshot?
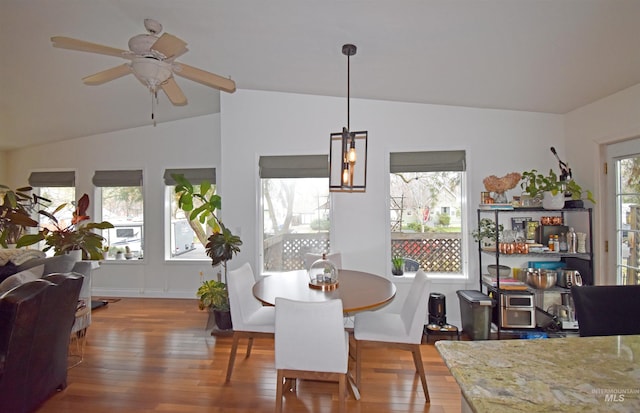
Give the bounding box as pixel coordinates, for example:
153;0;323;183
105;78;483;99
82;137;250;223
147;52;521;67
67;249;83;261
542;191;565;210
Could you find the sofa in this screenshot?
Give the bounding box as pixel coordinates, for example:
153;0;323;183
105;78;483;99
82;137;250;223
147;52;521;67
0;253;95;335
0;273;83;413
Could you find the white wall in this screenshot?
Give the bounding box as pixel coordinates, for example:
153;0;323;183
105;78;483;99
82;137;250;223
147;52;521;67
221;89;565;325
565;82;640;284
5;89;569;327
0;151;7;182
6;114;222;298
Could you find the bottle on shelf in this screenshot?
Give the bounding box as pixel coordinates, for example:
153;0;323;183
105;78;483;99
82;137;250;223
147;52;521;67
553;235;560;252
559;232;568;252
568;227;577;253
548;235;555;251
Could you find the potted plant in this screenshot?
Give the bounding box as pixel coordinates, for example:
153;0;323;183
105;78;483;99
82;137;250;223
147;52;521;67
472;218;504;248
521;169;595;209
391;255;405;276
17;193;114;260
173;173;242;330
0;185;47;248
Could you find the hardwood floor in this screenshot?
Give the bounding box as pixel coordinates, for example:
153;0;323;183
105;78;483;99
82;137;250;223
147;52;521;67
38;298;463;413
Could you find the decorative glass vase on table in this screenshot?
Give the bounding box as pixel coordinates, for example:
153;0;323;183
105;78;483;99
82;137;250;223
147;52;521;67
308;253;339;291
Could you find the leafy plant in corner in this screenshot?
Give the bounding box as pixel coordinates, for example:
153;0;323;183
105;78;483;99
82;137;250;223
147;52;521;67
0;185;48;248
520;169;595;203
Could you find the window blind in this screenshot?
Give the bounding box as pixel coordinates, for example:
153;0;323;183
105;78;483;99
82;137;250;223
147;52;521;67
28;171;75;187
92;170;143;187
390;150;466;173
259;155;329;178
163;168;216;185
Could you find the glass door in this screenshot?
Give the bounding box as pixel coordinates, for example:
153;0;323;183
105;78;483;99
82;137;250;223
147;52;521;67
606;138;640;285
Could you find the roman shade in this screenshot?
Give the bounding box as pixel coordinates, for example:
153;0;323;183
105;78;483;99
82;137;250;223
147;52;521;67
163;168;216;185
259;155;329;179
92;170;143;187
28;171;75;187
390;150;466;173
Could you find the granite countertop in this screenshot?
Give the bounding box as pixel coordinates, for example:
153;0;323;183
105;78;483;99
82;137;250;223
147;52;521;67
436;335;640;412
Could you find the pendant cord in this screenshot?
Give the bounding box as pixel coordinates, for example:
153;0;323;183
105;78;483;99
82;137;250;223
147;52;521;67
347;53;350;132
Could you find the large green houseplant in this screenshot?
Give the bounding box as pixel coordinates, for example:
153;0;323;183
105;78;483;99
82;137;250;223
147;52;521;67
173;173;242;330
17;193;114;260
0;185;44;248
520;169;595;208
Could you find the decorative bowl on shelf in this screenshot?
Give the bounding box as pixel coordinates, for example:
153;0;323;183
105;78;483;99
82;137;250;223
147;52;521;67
487;264;511;278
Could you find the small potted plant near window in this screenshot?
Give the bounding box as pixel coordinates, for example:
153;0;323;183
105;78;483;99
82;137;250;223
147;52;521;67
520;169;595;210
391;255;405;276
17;193;114;260
197;279;230;328
173;173;242;331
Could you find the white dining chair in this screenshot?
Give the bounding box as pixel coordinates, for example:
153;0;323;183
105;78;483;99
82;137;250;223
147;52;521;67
275;297;349;413
353;270;431;402
303;252;342;271
225;262;275;382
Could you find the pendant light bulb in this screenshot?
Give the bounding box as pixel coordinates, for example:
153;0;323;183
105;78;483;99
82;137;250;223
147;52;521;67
347;138;357;163
342;163;350;185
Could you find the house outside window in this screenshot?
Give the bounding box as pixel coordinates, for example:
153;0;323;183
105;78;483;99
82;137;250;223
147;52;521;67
259;155;330;273
93;170;144;260
164;168;216;260
390;150;466;276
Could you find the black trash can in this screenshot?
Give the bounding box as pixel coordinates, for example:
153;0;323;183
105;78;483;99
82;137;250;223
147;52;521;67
456;290;494;340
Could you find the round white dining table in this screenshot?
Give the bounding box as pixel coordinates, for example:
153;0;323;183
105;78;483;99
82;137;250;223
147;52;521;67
252;269;396;313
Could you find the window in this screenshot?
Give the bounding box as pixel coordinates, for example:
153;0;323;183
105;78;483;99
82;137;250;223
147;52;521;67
390;150;466;275
164;168;216;260
259;155;331;273
93;170;144;260
28;172;76;252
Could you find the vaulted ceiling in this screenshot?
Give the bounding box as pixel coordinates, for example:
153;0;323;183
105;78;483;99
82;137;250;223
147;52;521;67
2;0;640;151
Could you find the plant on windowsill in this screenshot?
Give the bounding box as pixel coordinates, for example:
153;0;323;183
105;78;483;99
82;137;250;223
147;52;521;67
520;169;595;209
16;193;114;260
391;255;404;276
173;173;242;330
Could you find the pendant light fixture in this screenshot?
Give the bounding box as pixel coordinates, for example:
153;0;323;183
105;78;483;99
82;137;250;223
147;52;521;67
329;44;368;192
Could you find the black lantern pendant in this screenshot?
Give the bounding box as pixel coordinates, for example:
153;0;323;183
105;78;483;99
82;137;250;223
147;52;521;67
329;44;367;192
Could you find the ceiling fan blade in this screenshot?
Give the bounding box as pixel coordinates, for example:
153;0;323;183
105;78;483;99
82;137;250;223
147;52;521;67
151;33;188;60
174;63;236;93
51;36;130;58
161;77;188;106
82;64;132;85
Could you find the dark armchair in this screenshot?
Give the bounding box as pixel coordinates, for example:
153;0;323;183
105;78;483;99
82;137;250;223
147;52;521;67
0;273;83;413
571;285;640;337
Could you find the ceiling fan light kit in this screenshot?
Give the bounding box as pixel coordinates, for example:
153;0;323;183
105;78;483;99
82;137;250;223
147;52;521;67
329;44;368;193
50;19;235;125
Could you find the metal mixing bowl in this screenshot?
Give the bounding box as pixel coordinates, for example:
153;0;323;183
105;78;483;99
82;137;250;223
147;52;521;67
526;270;557;289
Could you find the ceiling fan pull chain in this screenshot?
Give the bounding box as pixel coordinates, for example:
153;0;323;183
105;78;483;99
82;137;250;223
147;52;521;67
151;90;157;127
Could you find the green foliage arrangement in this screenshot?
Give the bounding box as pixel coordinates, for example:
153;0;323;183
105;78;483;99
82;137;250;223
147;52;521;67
197;279;230;311
17;193;114;260
521;169;595;203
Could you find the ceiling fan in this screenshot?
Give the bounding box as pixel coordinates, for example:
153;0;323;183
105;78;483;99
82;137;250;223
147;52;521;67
51;19;235;122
